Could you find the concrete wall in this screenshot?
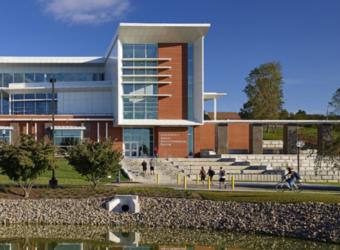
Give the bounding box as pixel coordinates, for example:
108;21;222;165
263;140;283;149
57;91;113;115
222;153;340;182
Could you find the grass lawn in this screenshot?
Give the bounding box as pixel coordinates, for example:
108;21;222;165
0;158;127;186
1;185;339;203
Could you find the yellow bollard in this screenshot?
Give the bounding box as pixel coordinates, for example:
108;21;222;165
196;174;199;185
183;176;187;190
231;176;235;191
156;173;160;184
207;177;211;190
177;174;181;185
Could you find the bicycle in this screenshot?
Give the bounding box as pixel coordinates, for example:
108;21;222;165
276;176;303;192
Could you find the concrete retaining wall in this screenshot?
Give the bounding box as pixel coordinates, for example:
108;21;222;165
221;153;340;182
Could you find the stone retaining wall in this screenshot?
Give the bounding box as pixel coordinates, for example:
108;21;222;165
222;153;340;182
0;197;338;243
263;140;283;149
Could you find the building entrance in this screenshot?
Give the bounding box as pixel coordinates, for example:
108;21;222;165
124;141;139;157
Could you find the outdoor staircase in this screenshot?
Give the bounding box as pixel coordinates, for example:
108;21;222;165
122;157;284;184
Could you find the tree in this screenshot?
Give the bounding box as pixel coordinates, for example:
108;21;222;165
240;62;284;119
66;140;122;189
329;88;340;115
0;135;55;198
315;125;340;171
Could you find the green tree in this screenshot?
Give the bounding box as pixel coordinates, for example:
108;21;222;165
329;88;340;115
66;140;122;189
315;125;340;171
0;135;55;198
240;62;284;119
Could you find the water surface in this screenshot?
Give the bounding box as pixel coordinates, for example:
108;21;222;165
0;225;338;250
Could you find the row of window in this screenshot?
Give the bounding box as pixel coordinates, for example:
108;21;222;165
123;97;158;119
54;130;81;147
0;72;104;87
123;44;158;59
10;93;56;115
0;129;81;147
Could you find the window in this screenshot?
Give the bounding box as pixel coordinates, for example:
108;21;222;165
10;93;57;114
0;129;11;143
54;130;82;147
123;96;158;119
3;74;13;87
122;44;158;58
25;73;35;83
14;73;24;83
123;128;153;157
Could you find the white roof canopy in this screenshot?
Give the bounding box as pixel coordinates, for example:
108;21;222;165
204;92;227;100
0;57;105;64
118;23;210;43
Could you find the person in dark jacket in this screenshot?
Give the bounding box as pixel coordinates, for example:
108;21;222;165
207;167;215;185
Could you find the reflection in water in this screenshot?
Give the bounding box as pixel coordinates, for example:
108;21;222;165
0;225;338;250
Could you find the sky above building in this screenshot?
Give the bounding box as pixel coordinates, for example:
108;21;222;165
0;0;339;114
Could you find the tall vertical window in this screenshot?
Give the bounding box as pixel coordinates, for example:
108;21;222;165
187;44;194;120
188;126;194;157
122;43;159;120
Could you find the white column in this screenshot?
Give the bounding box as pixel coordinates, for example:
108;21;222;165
34;123;37;141
213;98;217;120
105;122;108;140
97;122;100;142
26;123;29;135
81;123;84;140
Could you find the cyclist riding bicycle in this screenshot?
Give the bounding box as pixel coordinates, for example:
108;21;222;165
285;167;301;189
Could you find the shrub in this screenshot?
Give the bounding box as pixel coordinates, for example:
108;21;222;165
66;140;122;189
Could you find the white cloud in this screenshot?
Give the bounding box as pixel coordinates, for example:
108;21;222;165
39;0;130;24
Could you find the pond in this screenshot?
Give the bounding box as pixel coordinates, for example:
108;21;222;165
0;225;338;250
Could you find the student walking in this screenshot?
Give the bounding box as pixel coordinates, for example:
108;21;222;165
199;167;206;184
207;167;215;185
141;160;147;176
218;167;227;189
150;158;155;175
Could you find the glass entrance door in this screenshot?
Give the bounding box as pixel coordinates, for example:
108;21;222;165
124;142;139;157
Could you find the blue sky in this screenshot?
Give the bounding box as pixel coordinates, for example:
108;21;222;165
0;0;339;114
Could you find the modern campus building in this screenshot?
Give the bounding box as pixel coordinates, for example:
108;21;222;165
0;23;336;157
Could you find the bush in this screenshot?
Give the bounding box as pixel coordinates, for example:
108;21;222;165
0;135;55;198
66;140;122;189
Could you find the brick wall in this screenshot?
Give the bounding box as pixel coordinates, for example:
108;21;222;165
156;127;188;157
158;43;188;119
194;124;216;156
227;124;250;153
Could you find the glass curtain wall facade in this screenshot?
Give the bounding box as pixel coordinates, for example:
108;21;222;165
10;93;56;115
122;44;159;119
0;72;104;115
123;128;153;156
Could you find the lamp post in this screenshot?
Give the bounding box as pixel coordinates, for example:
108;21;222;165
296;140;305;174
48;76;58;188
